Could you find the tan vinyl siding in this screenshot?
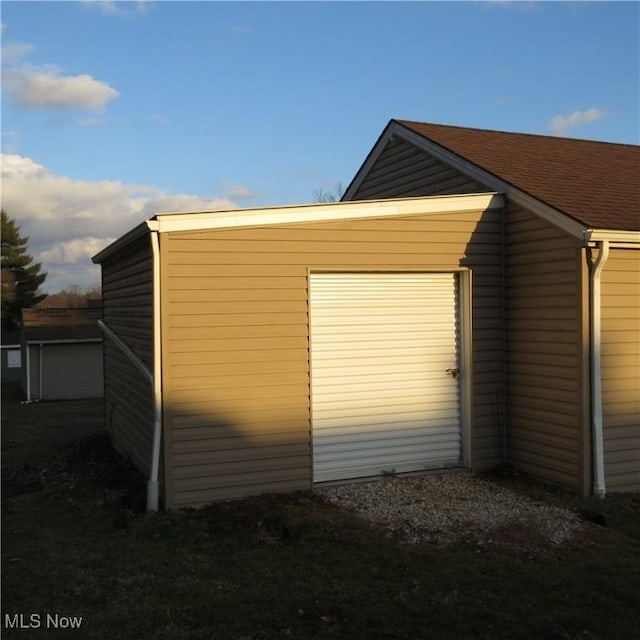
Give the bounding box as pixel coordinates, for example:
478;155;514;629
601;248;640;492
505;205;586;489
350;136;490;200
101;236;154;476
162;209;503;507
348;136;595;492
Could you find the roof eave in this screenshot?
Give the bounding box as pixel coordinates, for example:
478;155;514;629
91;193;504;262
91;221;150;264
149;193;504;234
585;229;640;248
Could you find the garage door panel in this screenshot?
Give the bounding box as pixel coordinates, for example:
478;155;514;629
314;422;462;442
314;425;461;452
312;361;456;379
312;307;455;321
315;374;450;402
310;272;462;483
312;343;457;358
313;387;457;410
313;400;459;421
316;442;457;475
313;410;460;429
313;414;460;436
322;436;457;462
314;330;450;345
317;451;461;482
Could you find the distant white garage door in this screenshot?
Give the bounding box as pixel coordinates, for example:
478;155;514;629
310;273;462;483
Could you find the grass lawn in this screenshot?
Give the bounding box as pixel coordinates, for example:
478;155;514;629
2;384;639;639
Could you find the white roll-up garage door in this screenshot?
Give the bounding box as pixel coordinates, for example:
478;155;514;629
310;272;462;483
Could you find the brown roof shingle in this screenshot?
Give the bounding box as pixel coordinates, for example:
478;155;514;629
396;120;640;231
21;307;102;342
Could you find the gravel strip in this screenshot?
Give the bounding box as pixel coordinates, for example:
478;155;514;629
317;471;586;548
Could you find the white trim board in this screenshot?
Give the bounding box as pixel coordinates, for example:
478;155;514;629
93;193;503;264
586;229;640;247
149;193;504;235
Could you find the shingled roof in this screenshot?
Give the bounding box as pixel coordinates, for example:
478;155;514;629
21;307;102;342
395;120;640;232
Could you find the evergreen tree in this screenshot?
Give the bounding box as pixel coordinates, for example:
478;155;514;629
1;210;47;330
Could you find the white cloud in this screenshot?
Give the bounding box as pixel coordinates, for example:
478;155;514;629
220;183;257;200
81;1;148;17
39;237;111;265
4;64;118;110
1;33;118;111
484;1;537;10
77;116;105;127
0;154;239;292
549;108;608;137
83;1;120;15
1;130;19;154
1;41;34;64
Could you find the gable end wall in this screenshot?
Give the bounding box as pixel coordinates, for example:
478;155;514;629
101;235;154;477
349;135;589;492
350;136;491;200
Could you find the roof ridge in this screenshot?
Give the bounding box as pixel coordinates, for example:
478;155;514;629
394;119;640;149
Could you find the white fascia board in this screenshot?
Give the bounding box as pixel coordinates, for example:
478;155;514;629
150;193;504;235
585;229;640;247
391;123;588;240
1;344;21;349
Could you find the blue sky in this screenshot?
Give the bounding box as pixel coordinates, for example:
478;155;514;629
1;1;639;291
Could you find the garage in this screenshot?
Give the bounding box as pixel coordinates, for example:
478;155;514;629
21;307;104;401
91;118;640;510
93;192;505;508
310;272;462;483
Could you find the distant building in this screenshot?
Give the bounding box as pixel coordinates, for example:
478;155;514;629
21;304;103;401
1;330;23;384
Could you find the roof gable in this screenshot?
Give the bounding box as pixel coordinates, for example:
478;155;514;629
392;120;640;232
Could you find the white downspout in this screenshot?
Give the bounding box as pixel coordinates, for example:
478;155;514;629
589;240;610;498
148;230;163;512
96;229;163;513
